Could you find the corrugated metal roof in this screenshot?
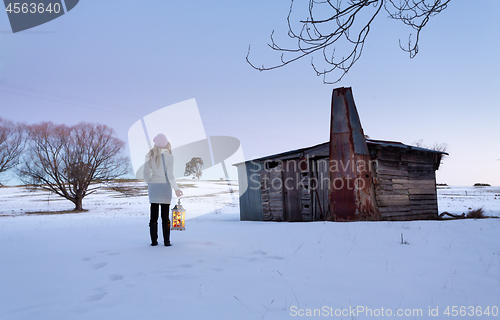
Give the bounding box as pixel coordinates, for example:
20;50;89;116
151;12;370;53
232;139;448;166
232;141;329;166
366;139;449;155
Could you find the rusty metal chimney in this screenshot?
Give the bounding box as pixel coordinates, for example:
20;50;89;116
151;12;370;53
328;87;380;221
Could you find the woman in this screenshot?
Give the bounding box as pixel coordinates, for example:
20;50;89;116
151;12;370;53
144;133;183;246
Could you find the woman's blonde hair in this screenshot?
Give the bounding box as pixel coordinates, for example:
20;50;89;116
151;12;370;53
146;142;172;167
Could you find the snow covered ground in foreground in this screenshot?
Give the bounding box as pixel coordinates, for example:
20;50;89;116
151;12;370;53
0;182;499;320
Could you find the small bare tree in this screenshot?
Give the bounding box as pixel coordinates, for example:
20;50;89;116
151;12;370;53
0;118;26;185
18;122;130;211
247;0;451;83
413;139;448;153
184;157;204;180
413;139;448;168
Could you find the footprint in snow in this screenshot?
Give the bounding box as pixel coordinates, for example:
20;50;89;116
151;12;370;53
109;274;124;281
91;262;107;270
253;250;266;255
81;257;92;262
265;255;284;260
83;292;107;302
107;252;120;256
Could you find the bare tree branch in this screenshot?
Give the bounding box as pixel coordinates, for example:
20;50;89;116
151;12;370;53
0;118;26;185
247;0;451;83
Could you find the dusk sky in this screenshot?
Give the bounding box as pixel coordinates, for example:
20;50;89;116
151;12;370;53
0;0;499;186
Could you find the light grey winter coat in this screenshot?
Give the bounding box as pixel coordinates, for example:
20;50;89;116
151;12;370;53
143;151;179;204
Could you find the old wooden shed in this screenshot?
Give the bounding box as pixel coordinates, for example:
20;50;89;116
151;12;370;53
234;140;446;221
234;87;447;222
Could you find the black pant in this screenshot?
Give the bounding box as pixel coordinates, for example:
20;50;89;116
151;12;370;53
149;203;170;245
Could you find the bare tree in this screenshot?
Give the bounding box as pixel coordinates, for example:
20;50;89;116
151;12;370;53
0;118;26;184
18;122;131;211
413;139;448;153
184;157;204;180
247;0;451;83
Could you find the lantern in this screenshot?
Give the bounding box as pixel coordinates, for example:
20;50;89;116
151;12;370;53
171;199;185;230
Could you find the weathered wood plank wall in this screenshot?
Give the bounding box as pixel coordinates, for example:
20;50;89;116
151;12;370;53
261;161;284;221
373;148;438;220
312;158;330;221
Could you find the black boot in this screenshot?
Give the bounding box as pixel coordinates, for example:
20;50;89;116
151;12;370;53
149;222;158;246
163;219;171;246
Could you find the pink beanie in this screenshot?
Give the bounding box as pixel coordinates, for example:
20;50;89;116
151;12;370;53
153;133;168;148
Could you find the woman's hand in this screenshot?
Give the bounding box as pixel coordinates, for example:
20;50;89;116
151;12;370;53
175;189;183;197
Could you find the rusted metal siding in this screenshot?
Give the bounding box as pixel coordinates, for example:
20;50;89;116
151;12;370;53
329;87;380;221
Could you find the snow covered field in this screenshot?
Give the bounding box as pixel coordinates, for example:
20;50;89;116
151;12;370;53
0;181;499;320
437;186;500;218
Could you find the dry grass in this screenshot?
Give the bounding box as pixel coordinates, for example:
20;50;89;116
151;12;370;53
177;183;197;188
466;207;485;219
25;209;88;215
105;185;148;198
109;178;142;183
181;194;217;199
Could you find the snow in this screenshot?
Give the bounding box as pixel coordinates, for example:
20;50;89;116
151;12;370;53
0;182;499;320
437;186;500;217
